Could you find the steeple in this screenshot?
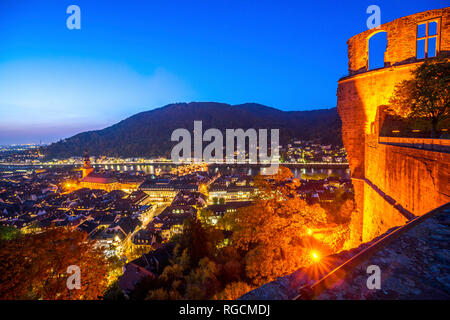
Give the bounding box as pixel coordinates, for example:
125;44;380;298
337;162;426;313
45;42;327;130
82;150;94;178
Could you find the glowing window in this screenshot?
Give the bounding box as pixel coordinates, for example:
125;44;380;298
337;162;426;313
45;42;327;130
417;20;439;59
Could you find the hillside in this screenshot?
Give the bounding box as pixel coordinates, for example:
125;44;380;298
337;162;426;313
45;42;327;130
43;102;342;159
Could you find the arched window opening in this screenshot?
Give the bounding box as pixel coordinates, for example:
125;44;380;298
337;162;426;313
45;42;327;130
368;31;387;70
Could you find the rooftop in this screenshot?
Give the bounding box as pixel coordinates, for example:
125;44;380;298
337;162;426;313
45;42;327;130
81;172;117;184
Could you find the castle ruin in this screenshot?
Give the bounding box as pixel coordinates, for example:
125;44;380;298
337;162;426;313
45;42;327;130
338;7;450;243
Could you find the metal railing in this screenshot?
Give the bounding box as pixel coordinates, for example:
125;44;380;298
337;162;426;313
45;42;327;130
379;137;450;152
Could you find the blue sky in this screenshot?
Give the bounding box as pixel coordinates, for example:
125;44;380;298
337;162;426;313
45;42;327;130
0;0;446;144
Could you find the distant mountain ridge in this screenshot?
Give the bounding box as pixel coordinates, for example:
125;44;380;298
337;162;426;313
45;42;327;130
43;102;342;159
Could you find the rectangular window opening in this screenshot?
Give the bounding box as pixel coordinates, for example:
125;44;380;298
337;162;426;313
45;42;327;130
417;19;440;59
417;23;426;38
428;37;437;58
417;39;426;60
428;21;438;36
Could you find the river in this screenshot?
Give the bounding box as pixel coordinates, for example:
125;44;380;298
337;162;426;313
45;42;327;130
0;163;350;179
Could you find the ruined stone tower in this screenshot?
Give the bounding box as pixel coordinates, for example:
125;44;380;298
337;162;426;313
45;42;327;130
338;8;450;243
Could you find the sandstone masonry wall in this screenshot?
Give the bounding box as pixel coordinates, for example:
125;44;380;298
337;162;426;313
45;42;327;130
337;8;450;243
347;8;450;75
362;144;449;241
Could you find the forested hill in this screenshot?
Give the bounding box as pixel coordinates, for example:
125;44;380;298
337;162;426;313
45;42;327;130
43;102;342;159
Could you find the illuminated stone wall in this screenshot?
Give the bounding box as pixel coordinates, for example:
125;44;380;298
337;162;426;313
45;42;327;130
347;8;450;75
337;8;450;243
362;143;449;241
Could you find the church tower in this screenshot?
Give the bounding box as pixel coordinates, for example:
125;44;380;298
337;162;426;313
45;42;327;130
82;150;94;178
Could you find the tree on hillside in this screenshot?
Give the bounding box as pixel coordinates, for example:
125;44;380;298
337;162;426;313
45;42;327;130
184;257;221;300
176;218;224;269
145;218;228;300
0;228;109;300
0;226;22;241
224;167;328;285
388;58;449;137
